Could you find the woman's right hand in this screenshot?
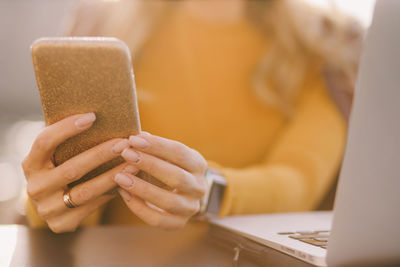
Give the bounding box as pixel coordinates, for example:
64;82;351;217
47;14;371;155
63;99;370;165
22;113;135;233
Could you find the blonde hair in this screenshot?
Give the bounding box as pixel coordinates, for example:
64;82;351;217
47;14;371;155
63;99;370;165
66;0;363;115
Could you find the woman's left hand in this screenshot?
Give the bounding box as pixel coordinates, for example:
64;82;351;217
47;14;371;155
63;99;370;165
113;132;208;229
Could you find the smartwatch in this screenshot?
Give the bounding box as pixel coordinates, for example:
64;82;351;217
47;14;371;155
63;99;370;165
197;168;227;220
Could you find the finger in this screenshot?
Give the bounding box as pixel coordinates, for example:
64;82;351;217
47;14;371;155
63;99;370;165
121;148;205;196
46;194;115;234
33;164;139;217
114;173;199;216
27;139;130;196
69;164;139;207
118;189;187;230
128;133;207;174
25;113;96;170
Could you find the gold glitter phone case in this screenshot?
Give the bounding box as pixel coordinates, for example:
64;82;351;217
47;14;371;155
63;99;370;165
31;37;141;187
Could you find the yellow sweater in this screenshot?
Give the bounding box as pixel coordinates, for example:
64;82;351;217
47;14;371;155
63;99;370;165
26;10;346;227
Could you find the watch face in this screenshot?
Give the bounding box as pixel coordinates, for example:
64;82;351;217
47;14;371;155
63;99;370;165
207;181;226;216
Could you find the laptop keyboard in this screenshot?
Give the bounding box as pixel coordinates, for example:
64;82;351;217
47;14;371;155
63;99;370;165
278;230;330;249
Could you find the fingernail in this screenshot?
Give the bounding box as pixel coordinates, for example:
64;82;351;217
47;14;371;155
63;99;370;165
121;148;140;163
123;165;139;174
75;113;96;129
129;135;149;149
114;173;134;188
111;139;129;154
118;188;131;201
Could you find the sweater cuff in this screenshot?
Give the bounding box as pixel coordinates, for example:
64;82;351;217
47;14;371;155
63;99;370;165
25;197;47;228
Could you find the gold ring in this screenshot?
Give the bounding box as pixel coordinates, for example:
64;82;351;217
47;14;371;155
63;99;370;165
63;189;78;209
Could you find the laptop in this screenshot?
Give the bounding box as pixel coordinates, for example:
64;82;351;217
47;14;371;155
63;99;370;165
211;0;400;266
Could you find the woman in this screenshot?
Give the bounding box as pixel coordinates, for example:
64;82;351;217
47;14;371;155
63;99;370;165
23;0;363;232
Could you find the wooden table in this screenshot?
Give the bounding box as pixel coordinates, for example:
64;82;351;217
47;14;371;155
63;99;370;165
0;224;313;267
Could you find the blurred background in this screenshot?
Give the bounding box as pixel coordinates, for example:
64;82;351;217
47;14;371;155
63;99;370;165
0;0;73;223
0;0;376;224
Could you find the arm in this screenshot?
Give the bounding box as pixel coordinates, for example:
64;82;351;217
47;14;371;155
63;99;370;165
111;77;346;227
216;80;347;216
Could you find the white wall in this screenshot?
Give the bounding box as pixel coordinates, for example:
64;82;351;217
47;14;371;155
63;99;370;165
0;0;73;118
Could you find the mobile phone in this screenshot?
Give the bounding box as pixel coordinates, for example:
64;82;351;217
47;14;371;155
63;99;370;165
31;37;141;186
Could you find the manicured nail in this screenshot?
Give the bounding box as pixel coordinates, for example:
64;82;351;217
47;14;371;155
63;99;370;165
123;165;139;174
118;188;131;201
129;135;149;149
121;148;140;163
75;113;96;129
111;139;129;154
114;173;133;188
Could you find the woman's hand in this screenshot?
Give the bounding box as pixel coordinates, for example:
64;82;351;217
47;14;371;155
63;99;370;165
22;113;133;233
114;132;208;230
